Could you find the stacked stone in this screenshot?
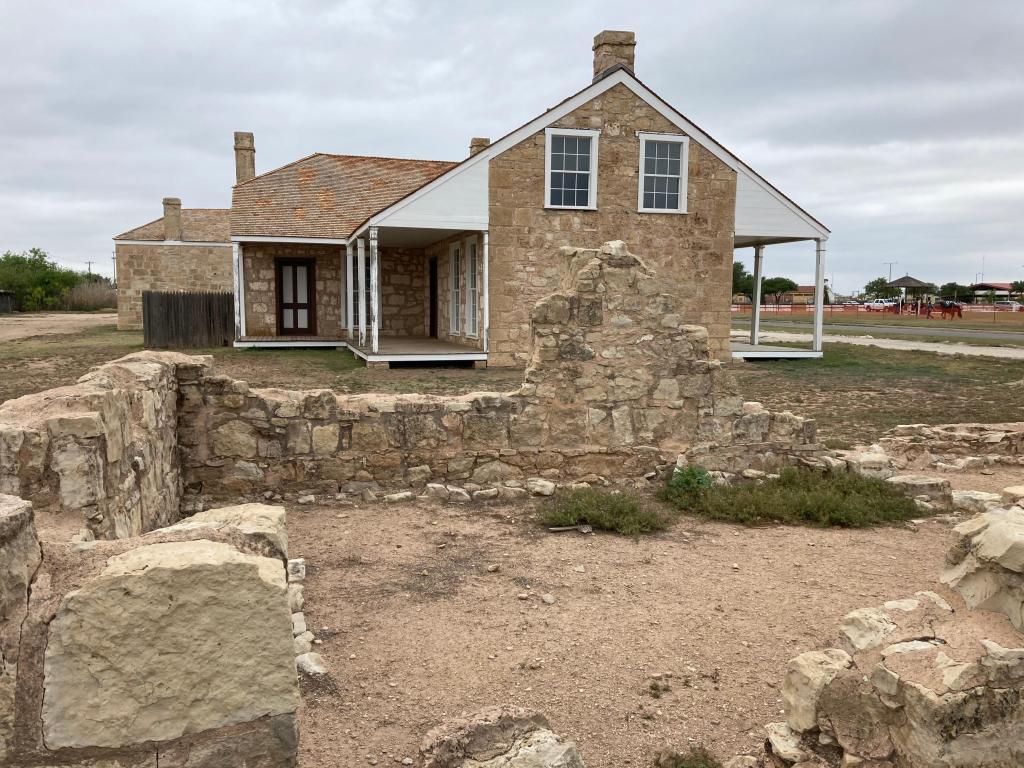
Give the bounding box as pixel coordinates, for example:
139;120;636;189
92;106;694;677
879;422;1024;465
0;499;299;767
177;242;822;502
735;505;1024;768
0;351;199;539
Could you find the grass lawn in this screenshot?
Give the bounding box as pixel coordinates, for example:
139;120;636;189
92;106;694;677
0;323;522;404
733;311;1024;333
730;342;1024;445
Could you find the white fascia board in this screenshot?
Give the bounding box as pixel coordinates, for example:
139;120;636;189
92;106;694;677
231;235;349;244
114;240;232;247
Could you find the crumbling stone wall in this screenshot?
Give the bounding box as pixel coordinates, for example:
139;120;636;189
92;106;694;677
0;495;299;767
180;242;819;500
488;82;737;366
115;243;233;330
0;352;199;539
881;422;1024;464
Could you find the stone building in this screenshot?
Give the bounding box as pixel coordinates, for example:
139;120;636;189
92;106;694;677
114;30;829;365
114;199;231;330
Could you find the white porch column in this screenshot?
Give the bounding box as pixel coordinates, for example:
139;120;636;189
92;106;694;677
813;238;827;352
345;242;353;339
749;244;764;346
357;238;367;346
369;226;380;354
482;230;490;353
231;242;241;339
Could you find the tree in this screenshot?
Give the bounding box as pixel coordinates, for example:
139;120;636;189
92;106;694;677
1012;280;1024;298
762;277;798;306
864;277;899;299
939;282;971;302
0;248;85;311
732;261;753;299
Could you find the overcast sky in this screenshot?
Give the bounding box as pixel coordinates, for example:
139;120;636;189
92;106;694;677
2;0;1022;295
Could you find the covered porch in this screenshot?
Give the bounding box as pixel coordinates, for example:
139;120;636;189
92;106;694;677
731;235;828;361
232;223;490;367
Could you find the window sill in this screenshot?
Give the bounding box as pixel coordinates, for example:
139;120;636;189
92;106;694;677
638;208;688;215
544;204;597;212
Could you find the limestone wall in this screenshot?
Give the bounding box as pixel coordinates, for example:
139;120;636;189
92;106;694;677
0;496;299;767
0;352;200;539
180;242;819;501
242;242;344;337
487;82;737;367
115;243;233;330
379;246;427;337
425;231;485;350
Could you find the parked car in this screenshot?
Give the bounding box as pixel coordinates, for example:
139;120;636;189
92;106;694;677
994;300;1023;312
864;298;898;311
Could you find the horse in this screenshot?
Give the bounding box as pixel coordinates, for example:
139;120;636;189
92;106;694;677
937;301;963;320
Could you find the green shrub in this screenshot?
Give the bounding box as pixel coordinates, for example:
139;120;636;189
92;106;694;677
539;487;672;535
661;465;713;507
661;466;919;528
652;747;722;768
0;248;110;311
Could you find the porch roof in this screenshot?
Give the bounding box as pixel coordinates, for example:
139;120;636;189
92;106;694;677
230;154;457;241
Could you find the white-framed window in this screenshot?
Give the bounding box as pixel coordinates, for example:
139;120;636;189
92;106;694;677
449;243;462;335
544;127;599;210
465;238;479;338
637;133;689;214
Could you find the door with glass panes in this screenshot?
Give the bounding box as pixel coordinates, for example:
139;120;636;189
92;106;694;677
276;259;316;336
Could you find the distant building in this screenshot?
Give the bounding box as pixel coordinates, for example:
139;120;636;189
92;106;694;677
780;282;832;305
971;282;1013;300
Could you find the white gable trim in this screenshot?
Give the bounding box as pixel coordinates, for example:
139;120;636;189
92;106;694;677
352;67;827;242
114;239;231;247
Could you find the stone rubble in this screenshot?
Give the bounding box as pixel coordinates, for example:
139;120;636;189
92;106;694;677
419;705;585;768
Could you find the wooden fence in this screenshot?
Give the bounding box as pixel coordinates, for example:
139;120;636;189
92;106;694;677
143;291;234;349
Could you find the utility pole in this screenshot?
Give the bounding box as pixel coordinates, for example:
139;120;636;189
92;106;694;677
85;260;94;275
883;261;897;281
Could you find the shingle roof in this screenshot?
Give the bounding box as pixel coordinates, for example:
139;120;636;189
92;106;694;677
114;209;231;242
888;275;930;289
230;153;458;240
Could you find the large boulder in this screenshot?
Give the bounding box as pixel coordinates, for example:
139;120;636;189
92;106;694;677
41;539;298;750
782;648;852;732
155;503;288;561
942;508;1024;630
0;495;41;762
420;706;585;768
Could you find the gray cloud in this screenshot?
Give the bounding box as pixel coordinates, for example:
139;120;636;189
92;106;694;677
1;0;1022;294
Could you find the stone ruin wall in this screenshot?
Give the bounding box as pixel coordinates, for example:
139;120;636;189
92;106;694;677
0;242;822;539
181;242;820;503
0;494;300;767
0;352;191;540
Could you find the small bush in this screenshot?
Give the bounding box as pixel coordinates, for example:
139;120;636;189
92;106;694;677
652;747;722;768
660;466;919;528
539;487;672;535
661;465;713;507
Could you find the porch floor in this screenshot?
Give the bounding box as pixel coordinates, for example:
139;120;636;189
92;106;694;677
348;336;487;364
731;341;822;360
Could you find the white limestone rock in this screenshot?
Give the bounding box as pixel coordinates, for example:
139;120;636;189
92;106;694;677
783;648;853;732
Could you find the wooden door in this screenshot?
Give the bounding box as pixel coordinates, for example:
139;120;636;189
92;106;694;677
276;259;316;336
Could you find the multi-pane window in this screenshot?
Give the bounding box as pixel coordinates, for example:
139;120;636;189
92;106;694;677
450;244;462;334
466;240;479;337
638;134;688;213
545;128;599;209
350;253;371;324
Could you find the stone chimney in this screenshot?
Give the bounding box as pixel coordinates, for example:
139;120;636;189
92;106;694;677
592;30;636;80
162;197;182;241
234;131;256;184
469;137;491;156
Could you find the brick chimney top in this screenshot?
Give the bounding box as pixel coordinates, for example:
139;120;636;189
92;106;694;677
234;131;256;184
592;30;636;81
162;197;182;241
469;137;491;156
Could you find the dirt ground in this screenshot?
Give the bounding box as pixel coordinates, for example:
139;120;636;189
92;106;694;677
0;311;116;342
286;499;961;767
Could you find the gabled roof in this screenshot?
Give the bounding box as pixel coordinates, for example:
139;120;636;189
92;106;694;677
971;282;1012;291
115;209;230;242
230;154;458;240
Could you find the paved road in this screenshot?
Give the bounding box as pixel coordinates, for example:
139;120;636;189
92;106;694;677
731;330;1024;360
732;318;1024;343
